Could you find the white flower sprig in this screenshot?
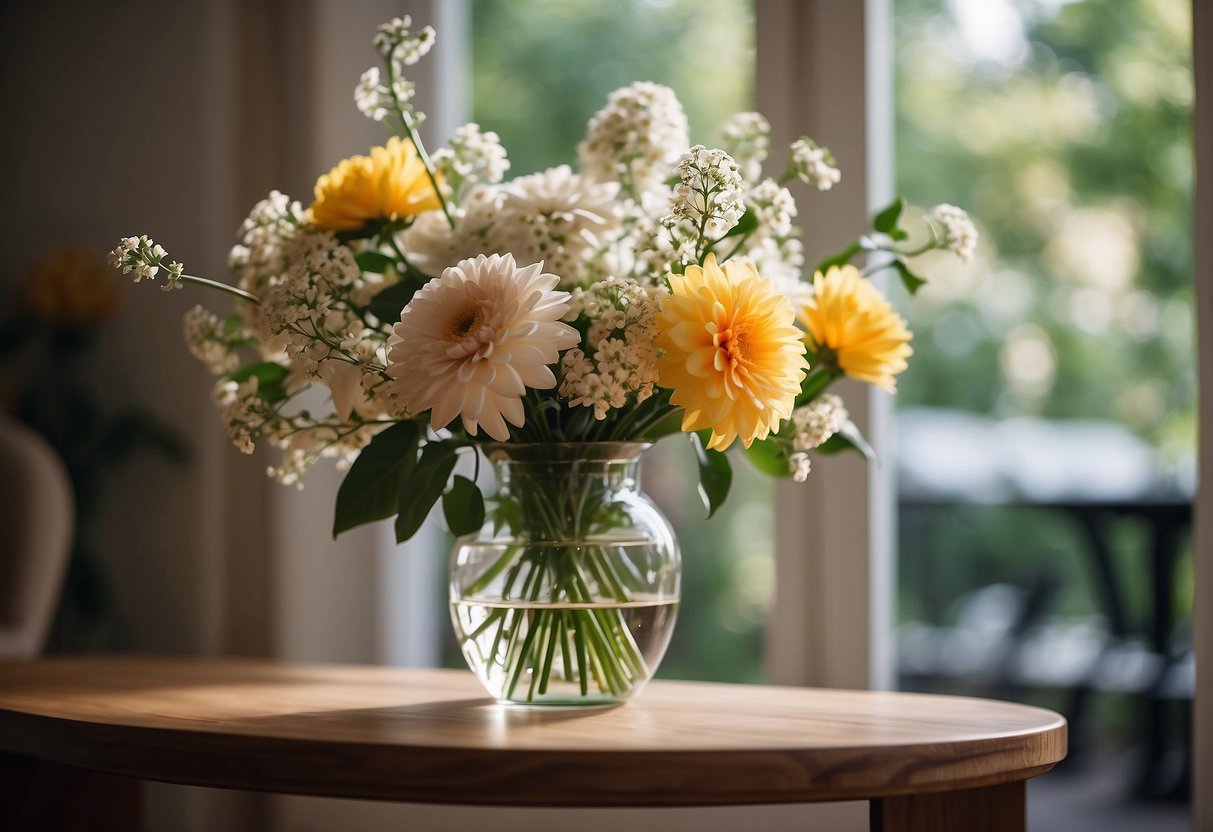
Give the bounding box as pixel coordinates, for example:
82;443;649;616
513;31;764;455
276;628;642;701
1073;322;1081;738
109;236;259;303
786;394;849;482
719;111;771;183
432;123;510;201
664;145;746;262
927;203;979;261
108;235;185;290
578;81;689;197
559;276;665;421
788;137;841;191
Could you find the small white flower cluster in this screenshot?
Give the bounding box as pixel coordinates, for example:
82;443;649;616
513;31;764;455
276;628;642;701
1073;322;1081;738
719;112;771;183
108;235;185;291
228;190;306;322
789;137;841;191
355;67;413;123
665;145;746;239
928;203;979;261
738;179;807;306
578;81;689;195
266;421;381;489
183;305;243;375
358;16;435;125
213;377;274;455
373;16;435;66
747;178;796;238
259;233;380;380
432;123;510;200
786;393;848;482
559;277;665;419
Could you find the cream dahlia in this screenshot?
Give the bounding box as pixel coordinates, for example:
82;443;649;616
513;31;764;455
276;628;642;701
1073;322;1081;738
387;253;580;440
655;254;808;451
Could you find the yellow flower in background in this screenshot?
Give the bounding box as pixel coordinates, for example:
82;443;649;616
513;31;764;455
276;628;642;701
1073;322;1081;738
310;136;441;231
19;246;120;329
656;254;807;451
798;265;913;392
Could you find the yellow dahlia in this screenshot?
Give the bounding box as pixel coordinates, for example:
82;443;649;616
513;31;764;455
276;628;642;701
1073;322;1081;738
655;254;808;451
310;136;441;231
798;265;913;392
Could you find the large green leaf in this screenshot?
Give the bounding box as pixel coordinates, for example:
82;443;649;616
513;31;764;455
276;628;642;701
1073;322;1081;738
744;436;790;477
332;421;420;538
395;440;458;543
228;361;290;403
872;197;908;241
690;431;732;519
718;207;758;241
872;197;904;233
443;474;486;536
355;251;395;274
365;281;416;325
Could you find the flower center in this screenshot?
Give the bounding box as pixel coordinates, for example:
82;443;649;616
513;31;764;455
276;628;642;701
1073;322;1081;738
713;326;750;363
445;306;485;342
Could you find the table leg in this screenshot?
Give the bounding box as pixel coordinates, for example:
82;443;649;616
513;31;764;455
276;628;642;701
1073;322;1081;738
870;780;1025;832
0;751;143;832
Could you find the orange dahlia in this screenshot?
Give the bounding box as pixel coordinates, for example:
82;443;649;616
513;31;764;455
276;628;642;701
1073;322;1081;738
655;254;807;451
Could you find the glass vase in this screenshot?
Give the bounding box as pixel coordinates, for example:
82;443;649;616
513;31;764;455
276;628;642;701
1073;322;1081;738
449;442;680;706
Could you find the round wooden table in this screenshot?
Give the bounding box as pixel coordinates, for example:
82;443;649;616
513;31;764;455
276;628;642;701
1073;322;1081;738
0;655;1066;831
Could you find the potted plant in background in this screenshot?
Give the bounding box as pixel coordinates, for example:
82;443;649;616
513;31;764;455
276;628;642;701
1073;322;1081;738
1;247;187;651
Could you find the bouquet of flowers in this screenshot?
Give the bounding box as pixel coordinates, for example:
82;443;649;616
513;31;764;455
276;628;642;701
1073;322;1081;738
109;16;975;703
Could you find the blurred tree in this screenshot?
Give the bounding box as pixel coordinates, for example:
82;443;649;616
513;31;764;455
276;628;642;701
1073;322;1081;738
894;0;1195;460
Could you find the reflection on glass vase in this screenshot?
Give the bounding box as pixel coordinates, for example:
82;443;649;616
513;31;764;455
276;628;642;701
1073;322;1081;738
450;443;680;706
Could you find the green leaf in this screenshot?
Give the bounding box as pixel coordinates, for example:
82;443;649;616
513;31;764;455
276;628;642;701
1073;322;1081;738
365;281;415;325
745;437;791;477
817;419;877;462
332;421;421;538
718;208;758;241
690;431;732;519
229;361;287;386
395;440;458;543
222;314;244;336
443;475;486;536
815;241;862;273
355;251;395;274
228;361;290;403
872;197;904;234
891;259;927;295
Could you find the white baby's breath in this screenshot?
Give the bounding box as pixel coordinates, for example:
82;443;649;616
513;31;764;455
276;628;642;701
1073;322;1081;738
928;203;979;261
578;81;689;195
789;137;841;191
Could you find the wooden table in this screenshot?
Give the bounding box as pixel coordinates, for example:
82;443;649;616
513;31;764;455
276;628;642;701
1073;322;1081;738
0;655;1066;831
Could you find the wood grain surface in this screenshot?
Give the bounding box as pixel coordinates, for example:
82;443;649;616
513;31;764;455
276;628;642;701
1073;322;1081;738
0;655;1066;808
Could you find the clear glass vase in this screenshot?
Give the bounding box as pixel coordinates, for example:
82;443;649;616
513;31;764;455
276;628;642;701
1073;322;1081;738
449;442;680;706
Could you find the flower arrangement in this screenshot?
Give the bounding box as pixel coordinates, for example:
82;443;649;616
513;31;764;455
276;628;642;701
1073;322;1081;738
108;17;974;702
